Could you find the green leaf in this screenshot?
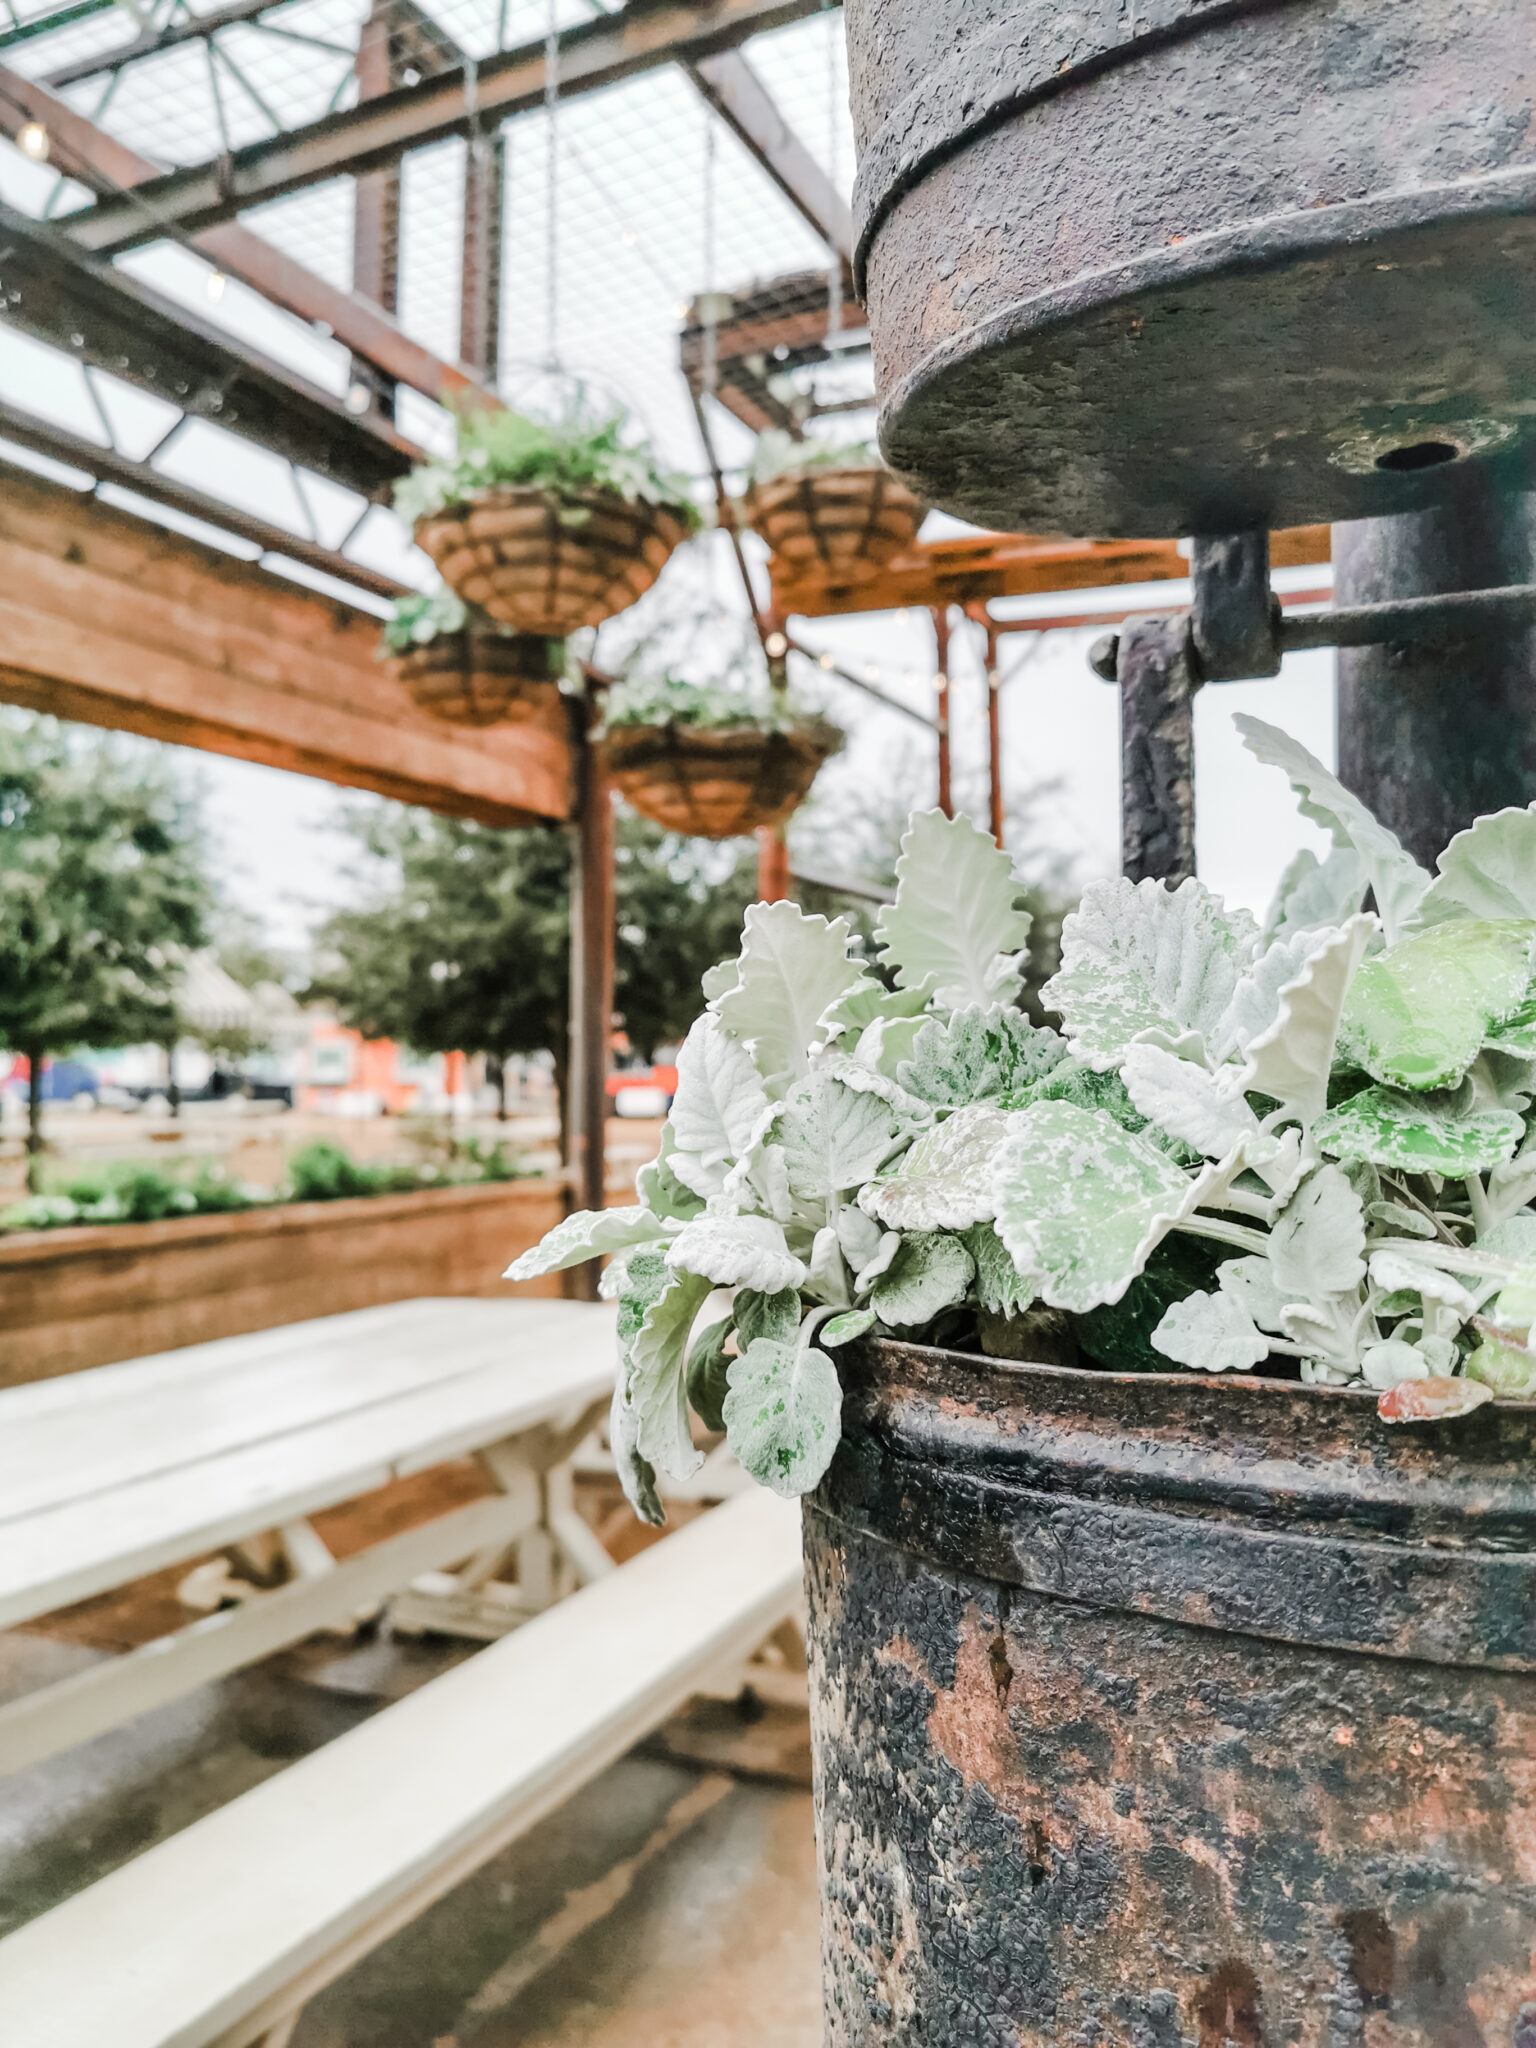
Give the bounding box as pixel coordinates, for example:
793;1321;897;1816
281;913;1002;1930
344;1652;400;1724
1234;715;1431;942
820;975;935;1039
685;1314;733;1434
634;1125;706;1223
1261;843;1368;945
1314;1086;1525;1176
505;1203;669;1280
723;1334;842;1498
666;1214;807;1293
869;1231;976;1326
1341;920;1535;1092
1151;1288;1269;1373
875;808;1031;1009
1072;1233;1225;1371
609;1377;664;1527
777;1068;905;1201
1237;914;1376;1125
629;1270;713;1479
994;1100;1238;1313
1413;804;1536;927
1042;875;1257;1071
822;1308;877;1347
715;900;861;1094
860;1103;1014;1232
667;1014;772;1198
616;1250;671;1346
962;1222;1035;1317
1267;1165;1366;1298
896;1004;1066;1108
735;1286;801;1349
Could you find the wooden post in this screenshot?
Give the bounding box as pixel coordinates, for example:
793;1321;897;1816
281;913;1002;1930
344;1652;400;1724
932;606;952;818
983;614;1003;847
757;826;791;902
351;2;401;416
568;693;614;1298
460;132;505;382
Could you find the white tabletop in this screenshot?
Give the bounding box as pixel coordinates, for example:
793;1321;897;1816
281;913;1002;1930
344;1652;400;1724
0;1297;617;1631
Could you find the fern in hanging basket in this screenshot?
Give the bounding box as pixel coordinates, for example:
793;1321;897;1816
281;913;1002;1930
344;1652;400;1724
395;404;701;639
380;590;566;728
602;673;843;841
738;432;924;590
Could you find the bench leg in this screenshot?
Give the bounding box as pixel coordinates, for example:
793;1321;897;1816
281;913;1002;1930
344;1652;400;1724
256;2015;299;2048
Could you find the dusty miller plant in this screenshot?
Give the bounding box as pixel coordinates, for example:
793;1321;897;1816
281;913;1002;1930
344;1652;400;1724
510;716;1536;1522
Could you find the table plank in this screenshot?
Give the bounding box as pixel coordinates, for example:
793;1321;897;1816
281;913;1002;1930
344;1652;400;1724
0;1302;617;1630
0;1299;587;1523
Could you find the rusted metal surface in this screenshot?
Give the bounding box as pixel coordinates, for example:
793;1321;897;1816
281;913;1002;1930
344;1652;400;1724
845;0;1536;536
806;1339;1536;2043
1118;615;1196;885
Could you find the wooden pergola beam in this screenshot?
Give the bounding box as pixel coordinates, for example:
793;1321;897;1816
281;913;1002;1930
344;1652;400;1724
0;463;571;826
772;524;1333;619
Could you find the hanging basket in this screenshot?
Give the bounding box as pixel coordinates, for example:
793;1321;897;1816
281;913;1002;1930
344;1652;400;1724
742;465;923;587
606;718;843;839
392;629;560;728
414;487;691;637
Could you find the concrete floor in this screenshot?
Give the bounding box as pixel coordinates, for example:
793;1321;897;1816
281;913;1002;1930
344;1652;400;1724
0;1624;824;2046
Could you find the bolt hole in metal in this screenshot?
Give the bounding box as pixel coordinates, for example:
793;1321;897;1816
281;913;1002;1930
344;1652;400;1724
1374;439;1462;472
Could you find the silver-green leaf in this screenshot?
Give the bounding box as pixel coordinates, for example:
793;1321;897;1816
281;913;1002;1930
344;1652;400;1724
723;1333;842;1498
875;808;1031;1009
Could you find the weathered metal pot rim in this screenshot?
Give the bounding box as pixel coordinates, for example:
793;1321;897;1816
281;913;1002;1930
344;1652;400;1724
874;163;1536;531
819;1338;1536;1671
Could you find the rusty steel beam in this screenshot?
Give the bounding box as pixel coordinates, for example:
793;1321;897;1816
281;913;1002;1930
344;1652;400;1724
0;65;495;414
0;393;406;600
40;0;303;86
685;49;852;260
59;0;830;255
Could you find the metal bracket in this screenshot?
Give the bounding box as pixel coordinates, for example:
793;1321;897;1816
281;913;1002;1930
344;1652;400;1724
1189;529;1281;680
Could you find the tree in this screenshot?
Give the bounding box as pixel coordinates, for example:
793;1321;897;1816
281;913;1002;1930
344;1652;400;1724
0;717;209;1185
309;802;754;1138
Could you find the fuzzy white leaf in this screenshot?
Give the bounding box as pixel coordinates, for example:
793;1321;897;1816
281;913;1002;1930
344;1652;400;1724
505;1204;669;1280
819;975;935;1040
860;1103;1015;1232
1042;875;1257;1071
836;1203;884;1274
778;1069;906;1201
853;1228;903;1294
1215;927;1331;1062
608;1377;663;1527
1234;716;1431;943
869;1231;976;1326
807;1224;852;1307
993;1100;1242;1313
1359;1340;1432;1392
896;1004;1066;1108
629;1270;712;1480
715;901;861;1094
634;1125;706;1223
1151;1289;1269;1374
823;1308;877;1347
1217;1255;1293;1334
1120;1043;1261;1160
1368;1250;1477;1314
723;1333;842;1498
1239;915;1376;1126
1414;804;1536;926
875;808;1031;1009
666;1214;807;1294
668;1016;771;1197
700;957;740;1004
1267;1166;1366;1299
1262;843;1369;946
852;1014;929;1081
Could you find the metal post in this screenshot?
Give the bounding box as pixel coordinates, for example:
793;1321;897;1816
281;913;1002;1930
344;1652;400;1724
932;605;952;817
568;694;613;1298
1118;614;1197;884
1334;477;1536;870
983;615;1003;847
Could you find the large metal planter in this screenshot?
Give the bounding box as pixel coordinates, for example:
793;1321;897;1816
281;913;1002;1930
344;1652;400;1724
846;0;1536;536
805;1338;1536;2044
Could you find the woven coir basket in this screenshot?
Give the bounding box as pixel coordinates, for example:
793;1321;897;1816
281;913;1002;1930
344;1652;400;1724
742;466;922;587
393;630;559;727
607;720;842;840
414;486;690;637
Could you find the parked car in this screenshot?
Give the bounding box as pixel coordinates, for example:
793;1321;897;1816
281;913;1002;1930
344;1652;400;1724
606;1056;678;1119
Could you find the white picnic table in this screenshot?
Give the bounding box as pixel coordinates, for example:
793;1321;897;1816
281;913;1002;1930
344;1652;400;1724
0;1296;619;1777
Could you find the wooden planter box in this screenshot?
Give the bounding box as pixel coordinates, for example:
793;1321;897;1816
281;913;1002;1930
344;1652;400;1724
0;1179;570;1388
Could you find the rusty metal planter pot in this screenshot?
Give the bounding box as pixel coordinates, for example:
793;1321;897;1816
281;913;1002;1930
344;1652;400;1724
743;466;924;588
806;1337;1536;2045
846;0;1536;537
414;486;690;637
605;718;842;839
392;629;560;727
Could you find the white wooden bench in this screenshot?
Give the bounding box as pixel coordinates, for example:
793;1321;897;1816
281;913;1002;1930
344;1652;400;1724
0;1487;803;2048
0;1297;621;1776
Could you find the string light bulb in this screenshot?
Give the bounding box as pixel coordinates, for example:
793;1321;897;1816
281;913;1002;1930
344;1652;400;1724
818;652;834;670
205;271;227;303
17;122;49;162
764;631;788;659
